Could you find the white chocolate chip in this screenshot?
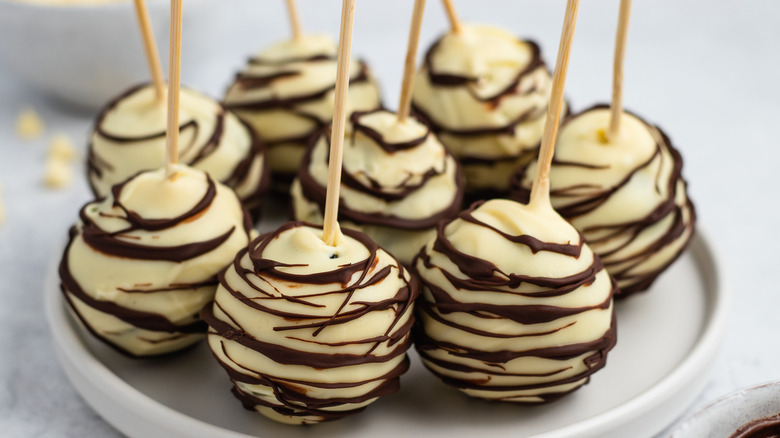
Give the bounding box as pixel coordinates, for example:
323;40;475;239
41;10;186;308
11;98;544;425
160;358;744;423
43;159;73;189
48;133;77;162
15;108;45;140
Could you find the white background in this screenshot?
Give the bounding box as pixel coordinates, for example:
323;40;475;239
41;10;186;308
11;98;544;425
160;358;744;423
1;0;778;436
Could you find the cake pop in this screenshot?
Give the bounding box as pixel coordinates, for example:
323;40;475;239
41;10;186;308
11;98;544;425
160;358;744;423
223;2;382;189
60;165;254;356
414;0;617;403
201;222;418;423
509;0;695;297
291;0;464;265
202;0;418;424
411;2;562;196
87;85;270;217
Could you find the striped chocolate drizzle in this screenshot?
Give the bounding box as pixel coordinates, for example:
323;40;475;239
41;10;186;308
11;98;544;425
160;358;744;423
412;201;618;402
202;223;419;422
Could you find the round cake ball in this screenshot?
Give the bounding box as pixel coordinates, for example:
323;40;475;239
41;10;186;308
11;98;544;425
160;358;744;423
201;223;419;424
291;109;465;265
413;199;617;403
59;165;254;357
87;84;271;217
224;34;382;188
510;106;696;297
411;24;562;195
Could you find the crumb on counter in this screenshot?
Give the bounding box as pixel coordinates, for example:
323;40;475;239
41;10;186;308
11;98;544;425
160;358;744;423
15;108;45;140
48;133;77;161
43;159;73;189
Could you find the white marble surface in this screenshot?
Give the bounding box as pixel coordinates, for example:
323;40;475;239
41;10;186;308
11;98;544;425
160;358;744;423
0;0;778;436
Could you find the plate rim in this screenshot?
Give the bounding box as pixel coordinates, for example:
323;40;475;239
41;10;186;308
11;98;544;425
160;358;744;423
44;227;729;438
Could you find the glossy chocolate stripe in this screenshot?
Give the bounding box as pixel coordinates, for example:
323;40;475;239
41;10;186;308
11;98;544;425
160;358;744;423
202;304;411;368
422;37;545;102
415;314;617;364
108;173;217;231
82;225;235;262
60;240;206;334
225;60;371;111
350;110;430;152
298;140;465;229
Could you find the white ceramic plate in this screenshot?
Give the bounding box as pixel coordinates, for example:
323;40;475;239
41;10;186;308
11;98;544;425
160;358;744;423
665;381;780;438
45;230;728;438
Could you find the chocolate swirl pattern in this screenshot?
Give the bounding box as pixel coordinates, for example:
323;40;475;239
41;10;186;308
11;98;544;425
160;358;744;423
291;110;465;265
510;106;696;297
413;199;617;403
87;84;270;217
201;222;419;424
411;24;562;194
60;165;253;357
223;34;382;185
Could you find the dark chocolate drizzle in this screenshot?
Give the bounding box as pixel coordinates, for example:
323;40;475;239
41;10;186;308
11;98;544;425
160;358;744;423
296;111;466;230
59;170;254;357
224;55;381;181
201;222;420;422
86;82;270;218
411;200;618;403
509;105;697;297
411;36;550;141
225;58;372;111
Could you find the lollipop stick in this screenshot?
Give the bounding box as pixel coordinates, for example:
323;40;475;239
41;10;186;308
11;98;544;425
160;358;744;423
397;0;426;122
286;0;303;40
529;0;580;208
133;0;165;100
322;0;357;246
165;0;183;178
441;0;462;34
608;0;632;141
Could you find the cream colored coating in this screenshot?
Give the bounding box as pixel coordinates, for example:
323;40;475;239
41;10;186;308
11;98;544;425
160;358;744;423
88;85;267;208
291;110;461;264
414;199;615;402
411;24;560;191
223;34;382;176
207;223;415;424
62;165;251;356
517;108;694;292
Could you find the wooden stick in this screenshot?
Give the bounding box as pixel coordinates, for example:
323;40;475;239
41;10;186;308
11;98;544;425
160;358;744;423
441;0;462;34
529;0;580;208
165;0;183;178
133;0;165;101
286;0;303;40
397;0;426;122
321;0;357;246
608;0;632;141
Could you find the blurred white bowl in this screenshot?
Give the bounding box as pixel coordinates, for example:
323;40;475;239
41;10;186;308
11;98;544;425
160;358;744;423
666;381;780;438
0;0;222;111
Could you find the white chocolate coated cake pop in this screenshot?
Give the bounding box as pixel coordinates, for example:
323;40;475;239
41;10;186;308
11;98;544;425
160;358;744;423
87;84;270;217
223;34;382;186
411;24;563;194
201;222;419;424
413;198;617;402
510;106;696;296
291;110;465;265
60;165;254;357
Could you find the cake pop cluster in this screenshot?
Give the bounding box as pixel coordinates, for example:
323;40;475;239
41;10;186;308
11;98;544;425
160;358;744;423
54;0;699;430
